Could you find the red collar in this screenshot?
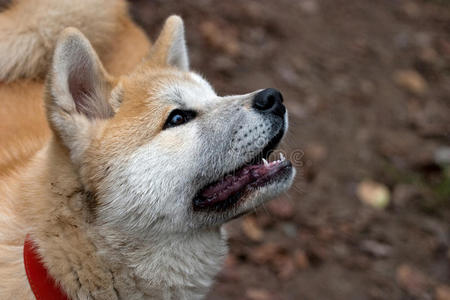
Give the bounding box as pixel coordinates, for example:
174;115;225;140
23;235;70;300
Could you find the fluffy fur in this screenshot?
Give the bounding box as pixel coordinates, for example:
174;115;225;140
0;0;125;81
0;1;294;299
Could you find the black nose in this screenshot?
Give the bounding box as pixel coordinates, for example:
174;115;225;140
252;88;285;117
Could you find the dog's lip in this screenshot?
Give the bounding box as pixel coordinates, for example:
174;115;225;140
193;124;287;212
193;156;292;211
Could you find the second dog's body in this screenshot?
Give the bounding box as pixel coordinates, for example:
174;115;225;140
0;0;150;176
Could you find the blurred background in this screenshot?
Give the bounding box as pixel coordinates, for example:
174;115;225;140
131;0;449;299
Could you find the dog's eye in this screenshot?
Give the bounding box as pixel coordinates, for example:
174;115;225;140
163;109;196;129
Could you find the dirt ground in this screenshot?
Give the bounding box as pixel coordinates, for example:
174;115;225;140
131;0;450;299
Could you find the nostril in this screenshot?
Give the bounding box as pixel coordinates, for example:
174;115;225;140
266;95;275;110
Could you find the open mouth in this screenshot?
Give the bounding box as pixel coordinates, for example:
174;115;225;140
193;129;292;212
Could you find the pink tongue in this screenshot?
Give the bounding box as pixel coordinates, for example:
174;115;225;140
201;161;280;204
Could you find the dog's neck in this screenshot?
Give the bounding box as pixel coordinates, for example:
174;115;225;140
95;227;227;299
19;140;227;299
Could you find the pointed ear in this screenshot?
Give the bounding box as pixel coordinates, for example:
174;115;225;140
46;27;114;162
149;15;189;71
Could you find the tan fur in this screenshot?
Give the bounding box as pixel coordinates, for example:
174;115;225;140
0;0;127;81
0;2;150;176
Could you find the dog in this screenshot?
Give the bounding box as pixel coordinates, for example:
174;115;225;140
0;0;295;299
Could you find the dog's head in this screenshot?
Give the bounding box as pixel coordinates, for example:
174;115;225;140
46;16;295;238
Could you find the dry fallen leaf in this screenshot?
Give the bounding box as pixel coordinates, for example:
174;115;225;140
294;249;310;269
357;180;390;209
396;264;431;297
242;216;264;242
250;243;282;264
436;285;450;300
394;69;428;95
245;288;274;300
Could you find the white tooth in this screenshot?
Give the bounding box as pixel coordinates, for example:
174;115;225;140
262;158;269;167
280;153;285;161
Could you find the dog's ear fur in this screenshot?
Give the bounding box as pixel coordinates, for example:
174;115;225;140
46;27;114;163
149;15;189;71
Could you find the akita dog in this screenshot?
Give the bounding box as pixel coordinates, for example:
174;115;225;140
0;0;295;299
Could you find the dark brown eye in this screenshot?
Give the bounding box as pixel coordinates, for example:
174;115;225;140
163;109;196;129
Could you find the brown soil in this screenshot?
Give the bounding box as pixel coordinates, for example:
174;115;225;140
131;1;450;299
